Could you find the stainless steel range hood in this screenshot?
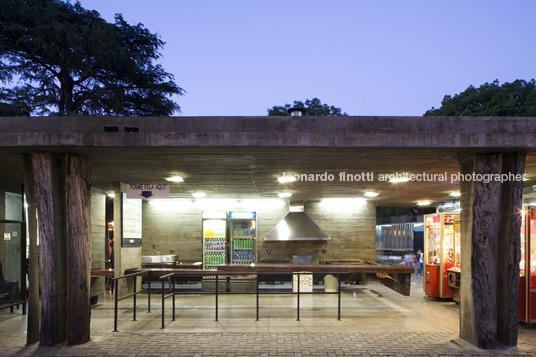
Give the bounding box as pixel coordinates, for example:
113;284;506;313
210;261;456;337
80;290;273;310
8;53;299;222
264;212;330;241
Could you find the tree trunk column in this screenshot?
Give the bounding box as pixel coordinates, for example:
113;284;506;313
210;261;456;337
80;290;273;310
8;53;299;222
23;157;40;346
31;152;92;347
459;153;525;348
32;153;67;347
65;154;92;345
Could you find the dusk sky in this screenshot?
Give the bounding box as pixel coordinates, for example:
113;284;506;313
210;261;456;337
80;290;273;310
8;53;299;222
78;0;536;117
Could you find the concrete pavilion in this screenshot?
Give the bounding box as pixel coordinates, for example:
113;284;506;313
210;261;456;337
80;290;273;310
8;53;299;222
0;115;534;348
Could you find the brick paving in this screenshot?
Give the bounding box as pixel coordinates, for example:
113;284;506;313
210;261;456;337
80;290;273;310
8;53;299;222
1;331;535;357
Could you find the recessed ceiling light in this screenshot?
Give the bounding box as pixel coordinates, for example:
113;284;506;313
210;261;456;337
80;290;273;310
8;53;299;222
165;176;184;183
417;201;431;206
277;175;296;183
192;192;206;198
278;192;292;198
107;193;115;198
449;192;461;197
364;191;379;197
389;177;410;183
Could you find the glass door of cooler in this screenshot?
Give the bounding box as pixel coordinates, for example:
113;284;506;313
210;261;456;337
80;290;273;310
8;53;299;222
229;211;257;265
519;206;536;324
202;212;227;270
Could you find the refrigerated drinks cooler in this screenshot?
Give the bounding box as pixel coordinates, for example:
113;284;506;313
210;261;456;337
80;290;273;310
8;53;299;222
229;211;257;265
202;211;227;270
424;213;461;299
519;206;536;324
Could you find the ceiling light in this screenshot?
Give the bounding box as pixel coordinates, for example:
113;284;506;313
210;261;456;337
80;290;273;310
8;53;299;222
277;175;296;183
449;192;461;197
417;201;431;206
107;193;116;198
165;176;184;183
364;191;379;197
278;192;292;198
389;177;410;183
192;192;206;198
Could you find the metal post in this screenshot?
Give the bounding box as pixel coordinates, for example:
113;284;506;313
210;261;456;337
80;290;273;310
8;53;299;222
161;278;165;329
297;273;300;321
256;273;259;321
133;276;137;321
337;274;341;321
114;279;118;332
172;274;176;321
215;274;219;321
148;271;151;313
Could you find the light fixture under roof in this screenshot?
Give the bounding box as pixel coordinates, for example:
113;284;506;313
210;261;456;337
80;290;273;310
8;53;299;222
389;177;410;183
277;175;296;183
417;201;431;206
364;191;379;197
192;192;206;198
107;192;115;198
278;192;292;198
449;192;461;197
165;176;184;183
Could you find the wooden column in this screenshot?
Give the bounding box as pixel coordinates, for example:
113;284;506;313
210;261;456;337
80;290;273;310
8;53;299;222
23;157;40;345
459;153;525;348
32;153;67;347
65;154;92;345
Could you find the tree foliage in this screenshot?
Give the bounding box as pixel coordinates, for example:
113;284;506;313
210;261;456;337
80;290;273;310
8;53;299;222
0;0;183;116
424;79;536;116
268;98;347;116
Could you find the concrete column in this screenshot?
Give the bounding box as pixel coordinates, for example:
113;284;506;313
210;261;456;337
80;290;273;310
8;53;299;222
459;153;525;348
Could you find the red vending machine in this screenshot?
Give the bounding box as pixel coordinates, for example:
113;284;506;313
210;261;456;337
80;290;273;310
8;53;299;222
424;213;460;299
519;206;536;324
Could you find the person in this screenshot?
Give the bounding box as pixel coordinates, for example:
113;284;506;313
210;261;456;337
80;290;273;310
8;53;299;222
417;250;424;276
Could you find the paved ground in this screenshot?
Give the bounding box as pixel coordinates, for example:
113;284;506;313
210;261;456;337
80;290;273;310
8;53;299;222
1;277;535;356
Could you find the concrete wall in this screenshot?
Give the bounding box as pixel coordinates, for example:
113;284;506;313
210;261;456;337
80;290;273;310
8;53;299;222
141;199;376;263
90;188;106;300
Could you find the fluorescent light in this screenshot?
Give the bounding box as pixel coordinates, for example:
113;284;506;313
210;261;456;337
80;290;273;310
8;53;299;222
417;201;431;206
278;192;292;198
364;191;379;197
192;192;206;198
389;177;410;183
165;176;184;183
107;193;115;198
449;192;461;197
277;175;296;183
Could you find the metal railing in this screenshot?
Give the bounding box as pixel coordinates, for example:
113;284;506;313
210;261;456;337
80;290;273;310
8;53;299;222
159;271;343;329
111;270;151;331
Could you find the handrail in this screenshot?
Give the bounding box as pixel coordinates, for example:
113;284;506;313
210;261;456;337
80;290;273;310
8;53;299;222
112;269;152;332
159;271;344;328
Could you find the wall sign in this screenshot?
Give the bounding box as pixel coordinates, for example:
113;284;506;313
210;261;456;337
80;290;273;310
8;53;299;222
122;193;142;247
126;183;170;199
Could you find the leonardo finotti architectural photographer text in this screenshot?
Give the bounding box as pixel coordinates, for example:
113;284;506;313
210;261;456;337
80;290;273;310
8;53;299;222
280;171;526;184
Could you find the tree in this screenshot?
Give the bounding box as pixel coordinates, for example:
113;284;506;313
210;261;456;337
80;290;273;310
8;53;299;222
424;79;536;116
0;0;184;116
268;97;347;116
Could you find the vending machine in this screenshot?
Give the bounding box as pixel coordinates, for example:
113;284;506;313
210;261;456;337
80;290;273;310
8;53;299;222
519;206;536;324
202;211;227;291
202;211;227;270
228;211;257;292
424;212;461;299
229;211;257;265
